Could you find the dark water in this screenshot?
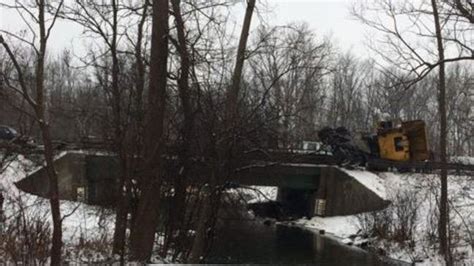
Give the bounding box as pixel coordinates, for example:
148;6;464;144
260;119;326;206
208;220;406;265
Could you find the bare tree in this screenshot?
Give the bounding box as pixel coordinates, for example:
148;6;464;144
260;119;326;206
445;64;474;156
225;0;256;121
56;0;143;258
430;0;449;261
188;0;256;263
0;0;65;264
112;0;151;258
326;53;367;132
247;24;332;146
444;0;474;23
162;0;194;256
353;0;473;263
129;0;169;261
352;0;473;88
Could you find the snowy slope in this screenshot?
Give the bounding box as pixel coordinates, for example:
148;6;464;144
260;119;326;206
0;155;33;198
294;215;359;239
0;155;116;263
450;156;474;165
293;169;473;265
372;171;473;265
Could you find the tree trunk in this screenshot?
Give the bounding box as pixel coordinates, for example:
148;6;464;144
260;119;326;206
226;0;256;120
110;0;121;143
164;0;193;257
430;0;450;264
0;1;64;263
40;122;63;266
112;156;129;260
37;1;63;264
114;2;150;260
134;0;148;126
129;0;169;261
110;0;128;258
187;174;213;263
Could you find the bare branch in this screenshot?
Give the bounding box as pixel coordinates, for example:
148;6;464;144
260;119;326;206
45;0;65;42
0;35;38;109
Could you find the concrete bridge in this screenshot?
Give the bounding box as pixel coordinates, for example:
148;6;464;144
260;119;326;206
16;151;390;217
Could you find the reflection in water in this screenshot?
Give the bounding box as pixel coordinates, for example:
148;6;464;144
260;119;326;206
208;220;406;265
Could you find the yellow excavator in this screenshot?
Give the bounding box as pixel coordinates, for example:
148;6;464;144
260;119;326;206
373;120;430;162
318;119;430;164
318;120;474;172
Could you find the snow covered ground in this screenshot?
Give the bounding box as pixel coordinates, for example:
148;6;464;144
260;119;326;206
293;215;359;239
377;171;474;265
0;155;116;264
287;170;474;265
240;186;278;203
1;155;277;264
2;154;473;264
242;167;473;265
450;156;474;165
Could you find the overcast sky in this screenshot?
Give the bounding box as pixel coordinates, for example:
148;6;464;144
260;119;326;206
268;0;368;55
0;0;371;58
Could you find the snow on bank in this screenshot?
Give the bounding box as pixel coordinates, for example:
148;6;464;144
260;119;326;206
374;171;473;265
0;155;34;198
235;185;278;203
293;215;359;239
0;156;116;238
450;156;474;165
248;186;278;203
291;168;473;265
0;155;116;263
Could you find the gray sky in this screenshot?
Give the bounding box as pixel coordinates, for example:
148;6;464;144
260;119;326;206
0;0;370;58
268;0;368;56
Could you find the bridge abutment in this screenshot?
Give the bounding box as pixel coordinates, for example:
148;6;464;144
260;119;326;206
312;167;389;217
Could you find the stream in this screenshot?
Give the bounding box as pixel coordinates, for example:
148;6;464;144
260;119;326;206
207;219;408;265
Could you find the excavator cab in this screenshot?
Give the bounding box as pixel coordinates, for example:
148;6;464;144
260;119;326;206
376;120;429;161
